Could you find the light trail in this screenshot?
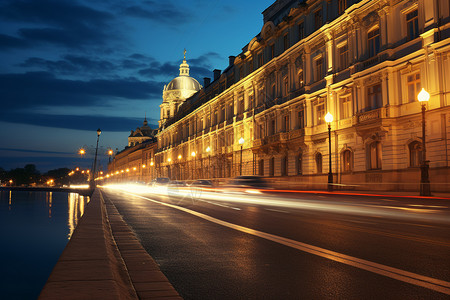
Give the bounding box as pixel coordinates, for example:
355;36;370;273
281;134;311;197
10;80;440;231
105;189;450;296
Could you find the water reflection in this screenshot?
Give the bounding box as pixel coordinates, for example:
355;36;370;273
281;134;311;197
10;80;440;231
67;193;89;239
9;190;12;210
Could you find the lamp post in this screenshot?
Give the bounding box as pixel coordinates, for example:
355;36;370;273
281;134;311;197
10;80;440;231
91;128;101;189
167;158;171;179
239;137;245;176
206;146;211;179
178;155;182;180
325;113;333;192
418;88;431;196
108;149;113;163
191;151;196;179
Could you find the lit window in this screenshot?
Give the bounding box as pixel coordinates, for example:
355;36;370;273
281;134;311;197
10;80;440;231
298;69;304;88
315;57;323;82
340;94;352;119
409;141;423;167
368;28;381;57
368;141;382;170
406;10;419;41
338;44;349;70
342;150;352;172
283;114;290;132
315;101;325;125
407;73;421;103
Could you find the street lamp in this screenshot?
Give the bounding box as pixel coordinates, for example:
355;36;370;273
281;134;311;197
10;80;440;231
178;155;182;180
108;149;113;163
239;137;245;176
79;148;86;157
90;128;101;189
206;146;211;179
418;88;431;196
325;112;333;192
191;151;196;179
167;158;171;179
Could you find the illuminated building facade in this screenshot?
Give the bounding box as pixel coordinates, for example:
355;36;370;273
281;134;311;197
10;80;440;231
155;0;450;191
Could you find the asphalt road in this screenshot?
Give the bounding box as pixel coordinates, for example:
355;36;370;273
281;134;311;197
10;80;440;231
101;186;450;299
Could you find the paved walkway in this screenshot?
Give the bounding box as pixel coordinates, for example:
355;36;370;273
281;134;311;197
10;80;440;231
39;189;181;300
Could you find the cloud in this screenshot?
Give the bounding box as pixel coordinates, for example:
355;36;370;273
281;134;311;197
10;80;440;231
121;1;191;24
0;72;164;111
0;111;158;132
0;33;29;50
0;0;115;49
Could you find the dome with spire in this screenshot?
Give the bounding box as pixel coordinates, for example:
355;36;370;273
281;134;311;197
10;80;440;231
163;49;202;94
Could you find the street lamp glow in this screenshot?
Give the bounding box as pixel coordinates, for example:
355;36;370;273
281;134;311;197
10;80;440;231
79;148;86;156
239;137;245;145
126;168;130;172
325;112;333;123
142;164;146;168
206;146;211;152
167;158;171;162
150;161;154;166
191;151;196;157
132;167;137;171
418;88;430;102
178;154;182;159
108;149;113;156
97;128;102;136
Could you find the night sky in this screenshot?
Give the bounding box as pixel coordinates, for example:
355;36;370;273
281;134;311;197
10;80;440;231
0;0;274;172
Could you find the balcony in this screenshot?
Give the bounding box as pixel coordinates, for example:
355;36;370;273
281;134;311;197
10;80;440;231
288;128;305;139
252;139;264;147
266;132;288;144
357;108;381;123
236;113;244;122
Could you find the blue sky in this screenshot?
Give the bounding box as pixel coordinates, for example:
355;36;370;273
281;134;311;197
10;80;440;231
0;0;274;172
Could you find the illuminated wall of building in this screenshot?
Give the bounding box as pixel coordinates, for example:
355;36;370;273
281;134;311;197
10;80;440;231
155;0;450;191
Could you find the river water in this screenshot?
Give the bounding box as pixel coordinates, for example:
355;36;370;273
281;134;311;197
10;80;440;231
0;190;89;299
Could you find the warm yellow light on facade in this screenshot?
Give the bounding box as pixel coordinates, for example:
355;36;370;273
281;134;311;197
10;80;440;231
126;168;130;172
121;170;124;173
325;112;334;123
206;146;211;152
142;164;146;168
116;171;119;174
239;137;245;145
168;158;171;162
418;88;430;102
133;167;137;171
178;154;182;159
191;151;196;157
150;161;154;166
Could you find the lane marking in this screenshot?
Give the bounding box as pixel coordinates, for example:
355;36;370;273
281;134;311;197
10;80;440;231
265;208;290;214
199;199;241;210
123;192;450;295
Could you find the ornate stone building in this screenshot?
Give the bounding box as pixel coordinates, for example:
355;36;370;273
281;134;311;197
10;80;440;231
155;0;450;191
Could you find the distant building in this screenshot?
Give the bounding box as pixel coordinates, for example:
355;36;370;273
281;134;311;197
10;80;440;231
128;117;157;147
154;0;450;191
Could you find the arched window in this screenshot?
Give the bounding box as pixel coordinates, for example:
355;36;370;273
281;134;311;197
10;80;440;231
298;69;304;88
368;141;382;170
409;141;423;167
342;149;352;173
297;151;303;175
316;153;323;174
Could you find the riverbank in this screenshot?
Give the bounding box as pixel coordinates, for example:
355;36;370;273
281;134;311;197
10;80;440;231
38;189;181;300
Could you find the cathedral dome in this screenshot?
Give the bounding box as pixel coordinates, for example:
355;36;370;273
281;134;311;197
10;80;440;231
164;76;201;92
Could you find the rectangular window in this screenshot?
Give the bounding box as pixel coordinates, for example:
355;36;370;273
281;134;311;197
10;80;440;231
283;115;290;132
314;9;322;30
367;84;382;110
315;57;323;82
258;53;263;67
338;0;347;14
298;109;305;129
407;73;421;103
340;94;352;119
239;99;245;114
338;44;349;70
298;22;304;41
368;28;381;57
406;10;419;41
316;101;325;125
283;34;289;51
270;44;275;59
283;76;289;96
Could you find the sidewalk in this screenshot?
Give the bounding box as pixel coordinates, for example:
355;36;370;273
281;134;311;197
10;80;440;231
39;189;181;300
